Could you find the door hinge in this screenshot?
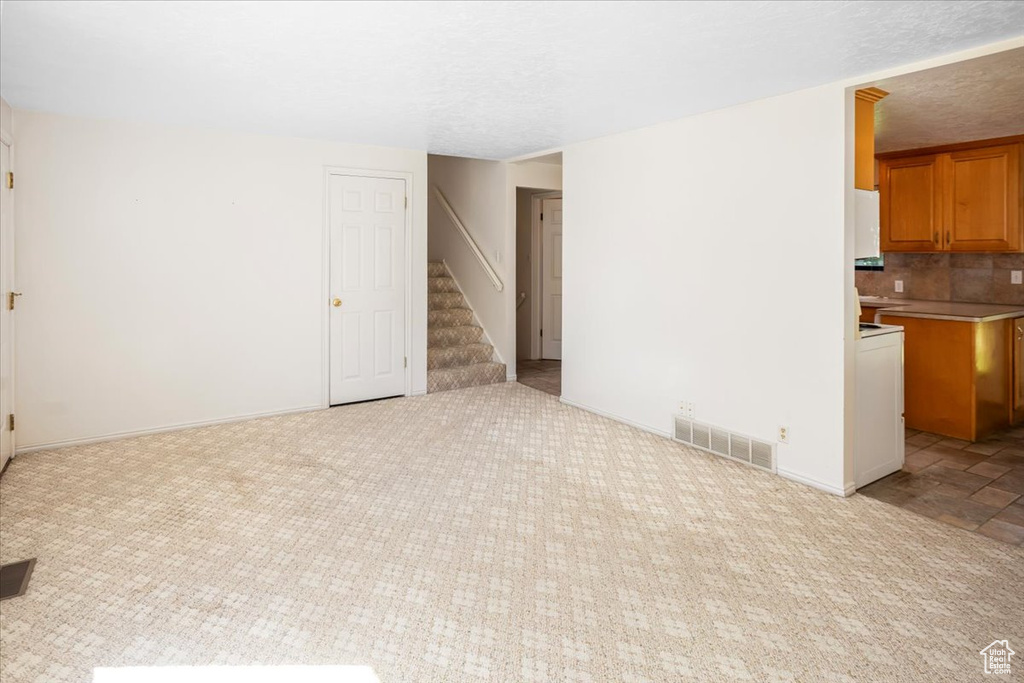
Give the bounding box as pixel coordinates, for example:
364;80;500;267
540;328;543;337
7;414;13;432
7;291;19;311
404;356;408;368
5;172;12;190
404;196;408;210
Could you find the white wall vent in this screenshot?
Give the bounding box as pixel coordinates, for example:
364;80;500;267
672;416;775;473
691;422;711;450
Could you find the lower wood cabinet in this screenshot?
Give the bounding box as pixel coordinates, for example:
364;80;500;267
880;314;1012;441
860;305;885;323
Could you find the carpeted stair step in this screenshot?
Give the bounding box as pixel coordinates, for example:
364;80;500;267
429;325;483;348
428;276;460;293
427;362;506;393
428;342;494;370
429;292;466;311
429;308;474;328
428;261;447;277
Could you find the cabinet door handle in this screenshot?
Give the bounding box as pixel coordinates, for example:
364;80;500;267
946;230;951;245
933;231;938;244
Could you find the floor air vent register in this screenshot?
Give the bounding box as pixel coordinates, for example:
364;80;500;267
673;417;776;472
0;558;36;601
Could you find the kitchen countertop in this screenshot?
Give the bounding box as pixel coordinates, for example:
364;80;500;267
860;296;1024;323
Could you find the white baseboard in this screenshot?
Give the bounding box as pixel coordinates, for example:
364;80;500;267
562;397;852;498
506;374;517;382
777;467;853;497
15;404;325;454
558;397;671;438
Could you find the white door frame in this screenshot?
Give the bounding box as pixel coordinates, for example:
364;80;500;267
322;167;414;409
530;192;561;360
0;134;14;464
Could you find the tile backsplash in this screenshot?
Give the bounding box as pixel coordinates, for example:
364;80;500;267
856;253;1024;305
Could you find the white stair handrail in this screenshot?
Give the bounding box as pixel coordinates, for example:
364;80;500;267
432;185;504;292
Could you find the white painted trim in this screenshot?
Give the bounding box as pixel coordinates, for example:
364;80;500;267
0;137;13;465
559;397;671;438
14;405;324;454
432;185;504;292
777;467;854;497
322;167;414;409
506;374;517;382
563;395;852;496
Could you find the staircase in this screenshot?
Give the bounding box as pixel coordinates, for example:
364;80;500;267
428;261;506;393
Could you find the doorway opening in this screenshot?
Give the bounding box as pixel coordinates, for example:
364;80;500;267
516;189;562;397
846;46;1024;545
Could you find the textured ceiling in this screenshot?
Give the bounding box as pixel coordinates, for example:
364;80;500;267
2;1;1023;159
873;48;1024;153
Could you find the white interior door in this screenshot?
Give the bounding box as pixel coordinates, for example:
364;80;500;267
329;174;407;405
541;198;563;360
1;141;13;468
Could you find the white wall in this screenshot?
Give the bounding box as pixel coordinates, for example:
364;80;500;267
0;98;12;143
562;84;849;494
13;111;428;450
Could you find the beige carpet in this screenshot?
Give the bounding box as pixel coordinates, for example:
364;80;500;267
1;383;1021;682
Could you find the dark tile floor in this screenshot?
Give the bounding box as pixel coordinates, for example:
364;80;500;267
517;359;561;397
859;426;1024;545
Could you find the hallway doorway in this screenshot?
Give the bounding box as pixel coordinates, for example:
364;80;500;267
517;359;561;396
515;187;562;396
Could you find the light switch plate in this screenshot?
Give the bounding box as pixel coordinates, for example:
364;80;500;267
1012;270;1023;285
894;280;904;293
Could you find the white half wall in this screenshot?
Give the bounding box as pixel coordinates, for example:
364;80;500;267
13;111;428;450
562;84;848;494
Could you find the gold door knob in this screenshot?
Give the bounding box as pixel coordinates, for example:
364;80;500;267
331;298;342;307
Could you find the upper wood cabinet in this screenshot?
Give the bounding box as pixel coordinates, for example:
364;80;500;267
947;144;1021;251
880;154;943;251
879;136;1024;253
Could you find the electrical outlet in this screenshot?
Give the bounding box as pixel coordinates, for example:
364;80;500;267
894;280;904;293
678;401;695;418
1013;270;1023;285
778;426;789;443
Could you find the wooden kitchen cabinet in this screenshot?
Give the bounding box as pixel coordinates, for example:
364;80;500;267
947;144;1021;251
878;136;1024;253
881;313;1010;441
860;305;885;323
879;154;943;251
